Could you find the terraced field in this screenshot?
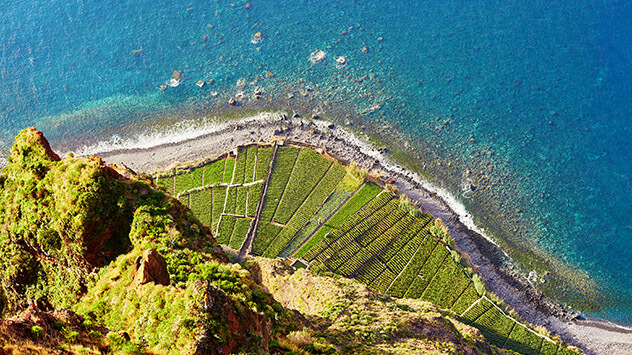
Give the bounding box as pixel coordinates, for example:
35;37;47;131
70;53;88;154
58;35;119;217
154;142;578;355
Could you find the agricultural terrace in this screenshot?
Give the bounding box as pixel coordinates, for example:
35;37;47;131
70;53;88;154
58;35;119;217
154;142;579;355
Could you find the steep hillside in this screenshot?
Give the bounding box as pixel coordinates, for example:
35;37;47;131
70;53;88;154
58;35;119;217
162;142;582;355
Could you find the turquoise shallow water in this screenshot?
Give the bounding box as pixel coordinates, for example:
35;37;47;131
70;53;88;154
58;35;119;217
1;0;632;323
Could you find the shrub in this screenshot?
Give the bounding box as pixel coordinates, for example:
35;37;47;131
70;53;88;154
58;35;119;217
472;274;486;296
31;325;44;339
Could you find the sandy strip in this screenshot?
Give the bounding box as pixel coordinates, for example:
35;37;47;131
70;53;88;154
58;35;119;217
99;112;631;355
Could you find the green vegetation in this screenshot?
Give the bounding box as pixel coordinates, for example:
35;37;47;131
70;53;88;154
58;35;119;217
203;159;224;186
144;141;581;355
223;158;235;184
244;145;257;183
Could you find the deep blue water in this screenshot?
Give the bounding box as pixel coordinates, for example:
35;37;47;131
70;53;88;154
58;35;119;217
1;0;632;323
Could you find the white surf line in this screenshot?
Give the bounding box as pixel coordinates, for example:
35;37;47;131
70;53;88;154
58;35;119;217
72;111;283;157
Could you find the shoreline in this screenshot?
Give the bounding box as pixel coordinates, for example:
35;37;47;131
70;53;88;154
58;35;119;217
98;111;632;354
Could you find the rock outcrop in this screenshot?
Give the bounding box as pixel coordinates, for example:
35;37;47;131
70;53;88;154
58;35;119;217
131;248;170;286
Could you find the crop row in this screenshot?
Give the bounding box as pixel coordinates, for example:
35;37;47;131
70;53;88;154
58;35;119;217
252;221;284;255
322;239;362;271
328;190;391;237
332;200;398;246
386;229;435;283
324;182;382;229
189;189;213;226
217;215;237;245
203;160;225;186
273;149;332;224
379;214;432;263
255;146;273;181
358;209;411;248
286;187;353;258
262;162;346;258
355;258;386;285
404;246;449;299
335;249;373;277
296;225;334;260
460;298;493;324
539;340;559;355
368;268;396;294
223;158;235;184
244;145;257;184
386;236;438;297
451;283;480;315
229;217;252;250
420;258;470;309
231;147;248;185
504;323;543;355
224;187;237;214
259;146;300;221
155;175;173;194
470;305;515;348
178;194;189;207
236;186;247;216
211;186;227;232
247;183;263;217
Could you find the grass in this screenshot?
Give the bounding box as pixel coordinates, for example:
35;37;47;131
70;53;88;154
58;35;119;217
294;225;334;259
229;218;252;249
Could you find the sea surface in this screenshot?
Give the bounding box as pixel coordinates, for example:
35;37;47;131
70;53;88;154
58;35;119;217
1;0;631;324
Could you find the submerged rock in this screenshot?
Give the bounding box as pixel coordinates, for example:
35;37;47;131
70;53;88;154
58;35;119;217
308;49;326;63
168;70;183;87
251;32;263;44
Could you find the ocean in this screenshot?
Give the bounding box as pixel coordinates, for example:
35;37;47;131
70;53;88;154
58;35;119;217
1;0;631;324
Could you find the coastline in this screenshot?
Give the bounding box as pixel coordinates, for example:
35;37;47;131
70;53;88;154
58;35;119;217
97;111;632;354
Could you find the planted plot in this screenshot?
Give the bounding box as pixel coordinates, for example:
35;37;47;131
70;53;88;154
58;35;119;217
232;147;248;185
461;298;493;324
236;187;248;216
190;166;204;188
504;323;543;355
451;283;480;315
255;146;273;181
539;340;559;355
324;182;382;230
156;174;173;194
368;269;396;294
355;259;386;285
229;217;252;250
247;184;263;217
379;214;431;264
190;189;212;226
211;186;227;232
178;193;189;207
386;235;438;298
259;146;300;221
273;163;347;257
421;259;470;308
174;171;193;195
203;160;225;186
244;145;257;183
297;225;334;259
252;222;284;255
224;187;237;214
217;215;237;245
471;306;515;348
283;187;352;257
404;247;449;299
356;207;408;247
273;149;332;224
331;192;393;238
262;225;299;258
223;158;235;184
